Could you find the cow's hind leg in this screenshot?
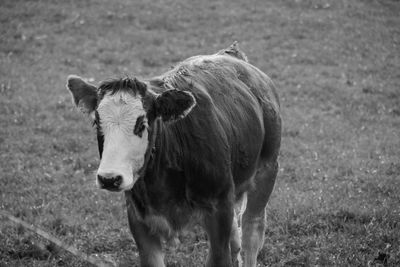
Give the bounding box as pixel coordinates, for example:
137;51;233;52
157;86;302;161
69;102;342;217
242;161;278;267
230;194;247;267
231;210;242;267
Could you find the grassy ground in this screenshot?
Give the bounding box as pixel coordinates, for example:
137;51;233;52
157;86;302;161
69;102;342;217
1;0;399;266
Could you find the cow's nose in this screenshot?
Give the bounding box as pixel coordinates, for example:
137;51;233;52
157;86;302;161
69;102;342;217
97;173;123;191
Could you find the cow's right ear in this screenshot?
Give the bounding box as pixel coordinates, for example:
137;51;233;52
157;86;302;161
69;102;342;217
66;75;98;115
154;89;196;122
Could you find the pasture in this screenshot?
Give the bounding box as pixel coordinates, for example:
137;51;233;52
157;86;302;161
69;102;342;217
1;0;399;266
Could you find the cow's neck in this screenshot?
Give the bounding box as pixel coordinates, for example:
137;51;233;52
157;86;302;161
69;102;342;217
127;118;188;219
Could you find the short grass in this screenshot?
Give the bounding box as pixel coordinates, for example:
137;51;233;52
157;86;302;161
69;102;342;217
1;0;399;266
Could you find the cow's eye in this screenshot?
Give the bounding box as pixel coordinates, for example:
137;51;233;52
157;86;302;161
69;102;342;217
134;115;147;137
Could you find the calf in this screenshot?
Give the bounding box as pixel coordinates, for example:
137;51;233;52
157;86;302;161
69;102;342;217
66;43;281;267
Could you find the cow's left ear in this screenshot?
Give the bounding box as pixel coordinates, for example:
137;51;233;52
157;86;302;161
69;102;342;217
154;89;196;122
66;75;98;116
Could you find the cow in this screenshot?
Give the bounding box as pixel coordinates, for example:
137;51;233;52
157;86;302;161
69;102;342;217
66;42;281;267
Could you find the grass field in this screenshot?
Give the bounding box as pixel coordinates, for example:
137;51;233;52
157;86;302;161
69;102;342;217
1;0;399;266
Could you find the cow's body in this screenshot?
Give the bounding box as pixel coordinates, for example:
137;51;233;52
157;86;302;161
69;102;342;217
66;43;281;267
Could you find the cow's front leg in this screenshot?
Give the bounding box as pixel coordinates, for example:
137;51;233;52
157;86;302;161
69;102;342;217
126;198;165;267
203;198;234;267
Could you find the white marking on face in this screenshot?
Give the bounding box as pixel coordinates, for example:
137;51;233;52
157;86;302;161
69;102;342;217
96;92;148;191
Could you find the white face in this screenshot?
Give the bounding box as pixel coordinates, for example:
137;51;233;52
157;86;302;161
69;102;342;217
96;92;148;191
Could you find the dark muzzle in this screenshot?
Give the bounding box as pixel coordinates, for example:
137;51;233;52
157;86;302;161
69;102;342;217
97;174;123;191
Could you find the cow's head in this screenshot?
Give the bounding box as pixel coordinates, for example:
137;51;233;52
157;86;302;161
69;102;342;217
66;75;196;192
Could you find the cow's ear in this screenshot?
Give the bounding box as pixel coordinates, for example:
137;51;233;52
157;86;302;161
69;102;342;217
66;75;98;115
154;89;196;122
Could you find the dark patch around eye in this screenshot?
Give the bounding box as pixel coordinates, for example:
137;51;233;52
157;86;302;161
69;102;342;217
93;111;100;128
94;111;104;158
134;115;146;138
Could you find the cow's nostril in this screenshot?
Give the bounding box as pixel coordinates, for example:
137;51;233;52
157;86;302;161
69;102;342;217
113;175;122;187
97;174;123;191
97;174;106;187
